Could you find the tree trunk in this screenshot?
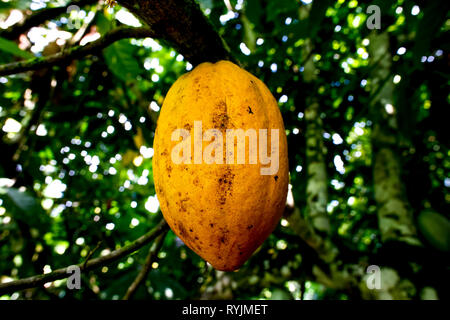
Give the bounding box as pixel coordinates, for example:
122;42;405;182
368;32;421;246
373;146;420;245
285;38;335;262
305;100;331;235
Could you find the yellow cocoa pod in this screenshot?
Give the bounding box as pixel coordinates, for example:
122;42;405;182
153;61;288;271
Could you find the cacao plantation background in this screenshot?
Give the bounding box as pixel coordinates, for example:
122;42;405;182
0;0;448;300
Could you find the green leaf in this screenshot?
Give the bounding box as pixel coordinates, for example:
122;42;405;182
96;12;112;35
418;211;450;252
242;14;256;52
103;39;140;82
266;0;298;22
271;288;293;300
306;0;334;39
0;187;50;230
149;271;189;299
3;188;39;212
0;37;34;59
412;1;450;63
0;0;30;11
246;0;264;26
197;0;213;11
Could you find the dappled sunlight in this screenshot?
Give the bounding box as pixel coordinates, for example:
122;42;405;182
0;0;447;302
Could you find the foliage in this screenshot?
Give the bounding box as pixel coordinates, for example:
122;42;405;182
0;0;448;300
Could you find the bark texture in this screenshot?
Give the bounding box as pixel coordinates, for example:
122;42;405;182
285;206;337;263
285;39;336;262
117;0;235;66
368;32;421;246
305;100;331;234
373;146;420;245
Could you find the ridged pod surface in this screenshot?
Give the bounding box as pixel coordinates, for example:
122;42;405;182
153;61;288;271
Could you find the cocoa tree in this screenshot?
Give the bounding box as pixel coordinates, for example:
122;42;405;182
0;0;448;300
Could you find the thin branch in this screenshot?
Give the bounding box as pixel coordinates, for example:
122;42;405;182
0;219;169;295
0;0;98;40
67;1;102;46
123;230;168;300
223;0;235;12
83;240;102;269
0;26;156;76
1;0;237;76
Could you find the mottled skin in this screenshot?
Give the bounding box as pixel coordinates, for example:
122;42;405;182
153;61;288;271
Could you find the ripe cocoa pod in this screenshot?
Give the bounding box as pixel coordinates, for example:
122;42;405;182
153;61;288;271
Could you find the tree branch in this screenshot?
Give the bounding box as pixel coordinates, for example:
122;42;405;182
284;204;338;263
117;0;236;66
0;219;169;296
0;26;156;76
1;0;236;76
0;0;98;40
122;230;168;300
